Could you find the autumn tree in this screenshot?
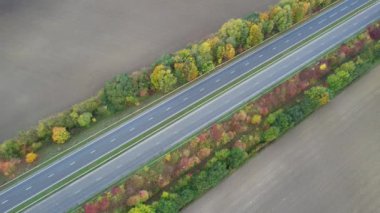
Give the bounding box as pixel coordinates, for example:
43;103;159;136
52;127;70;144
150;64;177;93
304;86;330;107
270;5;293;33
218;19;250;48
224;43;236;61
25;152;38;164
173;49;199;84
192;42;215;74
246;24;264;48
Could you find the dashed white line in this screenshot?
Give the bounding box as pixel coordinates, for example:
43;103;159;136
297;33;302;36
1;200;8;205
110;138;116;142
254;81;260;86
272;47;277;50
353;22;358;26
364;15;369;19
74;190;81;195
48;173;55;178
96;177;103;181
25;186;32;191
166;107;171;111
116;164;122;169
230;69;236;74
70;161;76;166
258;54;264;58
244;62;250;66
215;79;221;83
329;12;337;18
183;97;189;101
318;19;326;24
350;1;357;6
285;40;290;43
90;150;96;154
200;88;205;92
129;127;135;132
148;117;154;121
340;6;348;12
308;26;313;30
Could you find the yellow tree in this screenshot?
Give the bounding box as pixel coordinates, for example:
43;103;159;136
25;152;38;164
246;24;264;48
224;43;236;61
150;64;177;93
52;127;70;144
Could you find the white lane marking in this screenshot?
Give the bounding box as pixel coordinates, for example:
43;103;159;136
254;81;260;86
309;26;313;30
364;15;369;19
70;161;76;166
244;62;250;66
318;19;326;24
1;200;8;205
258;54;264;58
321;42;326;46
269;72;275;77
353;22;358;26
215;79;221;83
96;177;103;181
297;33;302;36
129;127;135;132
90;150;96;154
351;1;357;6
340;6;348;12
183;97;189;101
74;190;81;194
116;164;122;169
230;69;235;74
329;12;337;18
148;117;154;121
200;88;205;92
110;138;116;142
285;40;290;43
25;186;32;191
272;47;277;50
166;107;171;111
48;173;55;178
173;130;179;135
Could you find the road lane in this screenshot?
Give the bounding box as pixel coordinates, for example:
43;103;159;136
26;2;380;212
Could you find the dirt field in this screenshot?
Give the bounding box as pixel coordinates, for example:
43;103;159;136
0;0;278;141
183;65;380;213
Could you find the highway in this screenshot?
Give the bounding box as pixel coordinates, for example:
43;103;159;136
0;0;374;212
25;2;380;212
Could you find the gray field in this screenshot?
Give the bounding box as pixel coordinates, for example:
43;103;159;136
0;0;277;141
183;65;380;213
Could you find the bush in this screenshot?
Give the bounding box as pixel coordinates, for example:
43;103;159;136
51;127;70;144
25;152;38;164
77;112;93;127
263;127;280;142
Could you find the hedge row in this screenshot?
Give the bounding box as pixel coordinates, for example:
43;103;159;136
0;0;338;179
78;18;380;213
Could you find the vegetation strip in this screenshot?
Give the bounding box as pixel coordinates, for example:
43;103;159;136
77;20;380;213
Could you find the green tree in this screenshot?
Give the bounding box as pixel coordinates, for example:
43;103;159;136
150;64;177;93
218;19;250;48
246;24;264;48
102;73;137;111
129;204;155;213
304;86;330;107
192;42;215;74
0;140;22;160
226;148;247;169
173;49;199;84
77;112;93;127
263;126;280;142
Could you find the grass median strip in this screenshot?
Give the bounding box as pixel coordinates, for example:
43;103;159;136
11;1;376;212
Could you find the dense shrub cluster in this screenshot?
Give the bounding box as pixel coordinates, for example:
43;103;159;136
0;0;338;180
79;21;380;213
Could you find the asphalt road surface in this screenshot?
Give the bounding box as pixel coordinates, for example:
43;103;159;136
182;54;380;213
0;0;278;141
23;1;380;212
